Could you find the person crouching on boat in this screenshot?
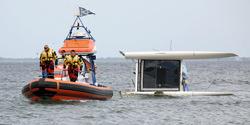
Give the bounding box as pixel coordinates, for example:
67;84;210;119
40;45;58;78
64;50;81;82
60;50;66;59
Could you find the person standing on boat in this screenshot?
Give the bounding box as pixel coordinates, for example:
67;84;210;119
80;57;93;83
64;50;82;82
40;45;57;78
182;63;189;91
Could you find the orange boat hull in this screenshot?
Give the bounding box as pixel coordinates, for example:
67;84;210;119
22;78;113;101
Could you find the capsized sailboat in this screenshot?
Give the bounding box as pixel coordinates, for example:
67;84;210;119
120;51;238;96
22;8;113;101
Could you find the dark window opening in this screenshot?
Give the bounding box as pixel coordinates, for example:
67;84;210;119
142;60;180;90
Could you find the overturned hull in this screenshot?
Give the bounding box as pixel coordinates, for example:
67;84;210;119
22;78;113;101
123;91;233;96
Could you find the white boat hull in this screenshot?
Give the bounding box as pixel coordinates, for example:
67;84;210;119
123;91;233;96
123;51;237;60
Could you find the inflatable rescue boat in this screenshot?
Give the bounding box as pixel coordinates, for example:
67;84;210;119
22;8;113;101
22;78;113;101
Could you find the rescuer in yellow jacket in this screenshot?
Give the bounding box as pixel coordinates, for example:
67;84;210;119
64;50;82;82
40;45;57;78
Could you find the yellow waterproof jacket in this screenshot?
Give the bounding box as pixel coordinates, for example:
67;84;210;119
64;55;82;66
40;48;57;63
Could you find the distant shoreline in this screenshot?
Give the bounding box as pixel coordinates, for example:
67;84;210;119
0;57;124;60
0;57;250;61
0;57;38;60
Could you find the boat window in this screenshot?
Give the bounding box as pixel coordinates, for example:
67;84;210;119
142;60;180;90
143;60;157;88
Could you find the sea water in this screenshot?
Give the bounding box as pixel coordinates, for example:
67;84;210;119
0;58;250;125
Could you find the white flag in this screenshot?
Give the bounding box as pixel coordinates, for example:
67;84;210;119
79;7;95;17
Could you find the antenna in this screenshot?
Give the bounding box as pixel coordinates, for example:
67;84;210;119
170;40;173;51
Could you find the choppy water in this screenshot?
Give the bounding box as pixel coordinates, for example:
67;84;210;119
0;59;250;125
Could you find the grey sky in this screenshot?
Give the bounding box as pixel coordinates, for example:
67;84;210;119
0;0;250;58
